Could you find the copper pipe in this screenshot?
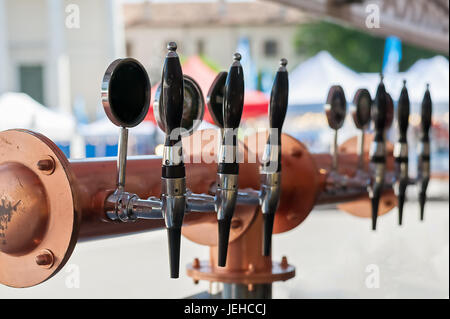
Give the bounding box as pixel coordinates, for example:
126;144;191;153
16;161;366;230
0;129;396;288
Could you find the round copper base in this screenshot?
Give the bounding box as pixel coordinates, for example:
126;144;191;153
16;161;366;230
186;260;295;285
181;129;260;246
337;134;397;217
0;129;79;288
245;132;320;234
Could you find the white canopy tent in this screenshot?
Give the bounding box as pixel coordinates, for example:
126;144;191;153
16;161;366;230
288;51;362;107
289;52;449;111
0;92;76;141
361;56;449;106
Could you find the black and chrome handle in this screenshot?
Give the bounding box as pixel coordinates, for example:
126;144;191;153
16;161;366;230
260;58;289;256
325;85;347;173
160;42;186;278
394;80;410;225
101;58;151;222
216;53;245;267
418;84;432;221
351;89;372;171
369;75;388;231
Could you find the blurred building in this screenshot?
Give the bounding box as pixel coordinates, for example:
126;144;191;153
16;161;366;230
0;0;125;119
124;0;310;82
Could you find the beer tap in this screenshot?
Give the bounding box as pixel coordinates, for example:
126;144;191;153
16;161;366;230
101;58;151;222
394;80;410;225
351;89;372;173
159;42;187;278
215;53;245;267
260;58;289;256
368;75;388;231
417;84;432;221
325;85;347;177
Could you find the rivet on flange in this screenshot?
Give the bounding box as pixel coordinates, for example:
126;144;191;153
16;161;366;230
37;157;55;175
35;249;54;268
231;218;242;229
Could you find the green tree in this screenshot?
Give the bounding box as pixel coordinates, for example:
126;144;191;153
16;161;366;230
294;21;445;73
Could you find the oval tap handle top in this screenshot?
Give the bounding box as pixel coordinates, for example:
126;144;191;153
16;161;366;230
352;89;372;130
102;58;151;128
101;58;151;190
421;84;432;142
372;75;388;142
325;85;347;131
269;58;289;136
397;80;410;143
161;42;184;144
207;72;228;128
385;92;394;131
223;53;245;130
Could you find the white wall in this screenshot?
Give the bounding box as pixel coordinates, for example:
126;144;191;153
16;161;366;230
2;0;124;119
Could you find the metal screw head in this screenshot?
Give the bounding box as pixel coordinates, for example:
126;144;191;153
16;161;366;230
37;157;55;175
231;218;242;229
35;249;54;268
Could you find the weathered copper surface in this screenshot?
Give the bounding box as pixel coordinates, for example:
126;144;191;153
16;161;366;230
0;130;80;288
336;134;397;217
245;132;320;234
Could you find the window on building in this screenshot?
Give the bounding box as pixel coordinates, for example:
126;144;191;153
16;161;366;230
19;65;44;105
197;39;205;56
264;40;278;57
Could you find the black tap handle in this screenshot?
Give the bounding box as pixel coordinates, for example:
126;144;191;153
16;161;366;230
261;59;289;257
372;76;388;143
397;80;410;143
395;80;410;226
161;42;184;145
264;58;289;173
269;59;289;136
216;54;244;267
418;84;432;221
370;76;388;231
160;42;186;279
421;84;432;142
223;53;245;130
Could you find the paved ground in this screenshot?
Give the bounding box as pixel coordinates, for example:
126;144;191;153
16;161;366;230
1;200;448;299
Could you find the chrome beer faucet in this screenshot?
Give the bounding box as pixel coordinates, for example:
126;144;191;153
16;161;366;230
394;80;410;225
368;75;388;231
260;58;289;256
417;84;432;221
325;85;347;177
159;42;187;278
215;53;245;267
